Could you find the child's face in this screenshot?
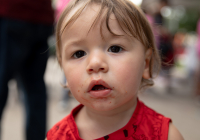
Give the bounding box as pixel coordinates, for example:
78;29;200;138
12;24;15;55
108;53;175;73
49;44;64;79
61;4;151;111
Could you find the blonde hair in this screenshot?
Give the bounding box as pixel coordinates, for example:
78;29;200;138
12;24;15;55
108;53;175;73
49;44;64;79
56;0;161;88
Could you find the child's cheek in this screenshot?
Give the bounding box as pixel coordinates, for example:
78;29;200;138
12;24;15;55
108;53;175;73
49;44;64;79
113;60;143;94
64;67;83;93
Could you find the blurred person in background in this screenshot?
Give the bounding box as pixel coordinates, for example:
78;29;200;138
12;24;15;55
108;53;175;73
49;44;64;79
158;26;174;92
0;0;54;140
142;0;174;92
155;0;175;93
196;13;200;101
55;0;71;21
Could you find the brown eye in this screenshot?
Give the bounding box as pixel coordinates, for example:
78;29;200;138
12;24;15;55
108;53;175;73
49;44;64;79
108;45;123;53
73;51;86;58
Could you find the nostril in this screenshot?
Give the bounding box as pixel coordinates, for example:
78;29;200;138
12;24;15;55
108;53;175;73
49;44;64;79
88;68;104;72
87;65;108;73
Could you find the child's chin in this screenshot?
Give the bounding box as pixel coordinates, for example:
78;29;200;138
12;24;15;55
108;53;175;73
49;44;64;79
88;102;116;111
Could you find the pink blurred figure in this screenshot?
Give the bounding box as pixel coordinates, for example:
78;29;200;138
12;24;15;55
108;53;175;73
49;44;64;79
55;0;71;21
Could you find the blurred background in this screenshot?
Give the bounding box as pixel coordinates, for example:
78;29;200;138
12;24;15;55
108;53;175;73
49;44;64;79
1;0;200;140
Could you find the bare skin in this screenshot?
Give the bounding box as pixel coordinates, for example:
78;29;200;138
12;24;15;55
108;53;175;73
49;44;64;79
168;123;184;140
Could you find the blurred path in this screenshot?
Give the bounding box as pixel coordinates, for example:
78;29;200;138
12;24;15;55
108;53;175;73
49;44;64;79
1;56;200;140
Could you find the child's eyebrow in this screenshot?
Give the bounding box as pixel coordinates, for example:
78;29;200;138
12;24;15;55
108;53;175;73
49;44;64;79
63;32;134;50
64;40;82;55
63;38;85;49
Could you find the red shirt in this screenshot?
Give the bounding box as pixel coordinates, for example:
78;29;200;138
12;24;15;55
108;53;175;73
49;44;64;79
47;100;171;140
0;0;54;24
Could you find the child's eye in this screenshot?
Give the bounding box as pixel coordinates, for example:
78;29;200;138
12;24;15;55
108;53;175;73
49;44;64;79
108;45;123;53
72;51;86;58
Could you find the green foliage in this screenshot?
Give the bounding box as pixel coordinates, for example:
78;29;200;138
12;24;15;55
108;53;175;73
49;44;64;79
178;10;199;32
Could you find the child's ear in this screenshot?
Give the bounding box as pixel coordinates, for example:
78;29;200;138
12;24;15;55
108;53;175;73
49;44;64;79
142;48;152;79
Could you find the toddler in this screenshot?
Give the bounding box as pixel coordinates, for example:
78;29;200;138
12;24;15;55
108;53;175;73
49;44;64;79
46;0;184;139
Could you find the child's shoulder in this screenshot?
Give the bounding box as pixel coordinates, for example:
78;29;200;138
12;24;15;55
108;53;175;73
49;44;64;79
137;99;171;122
130;99;183;140
129;99;171;139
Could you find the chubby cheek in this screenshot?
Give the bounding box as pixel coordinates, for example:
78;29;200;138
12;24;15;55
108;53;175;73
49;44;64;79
113;60;144;96
63;65;84;95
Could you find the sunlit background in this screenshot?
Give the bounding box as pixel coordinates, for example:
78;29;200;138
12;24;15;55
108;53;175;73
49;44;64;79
1;0;200;140
130;0;143;5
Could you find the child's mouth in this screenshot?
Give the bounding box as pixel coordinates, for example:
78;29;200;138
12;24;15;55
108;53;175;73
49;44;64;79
88;80;112;98
92;85;109;91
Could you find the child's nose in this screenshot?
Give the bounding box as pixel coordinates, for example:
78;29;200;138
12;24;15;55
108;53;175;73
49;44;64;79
86;54;108;74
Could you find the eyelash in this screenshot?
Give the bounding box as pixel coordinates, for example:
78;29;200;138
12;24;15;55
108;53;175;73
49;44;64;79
108;45;123;53
72;45;123;59
72;50;86;59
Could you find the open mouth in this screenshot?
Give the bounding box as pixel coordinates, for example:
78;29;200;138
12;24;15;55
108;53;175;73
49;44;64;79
92;85;109;91
88;80;111;98
88;79;111;92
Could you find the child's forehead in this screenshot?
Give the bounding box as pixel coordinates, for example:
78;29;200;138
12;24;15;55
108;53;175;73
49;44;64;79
60;3;130;37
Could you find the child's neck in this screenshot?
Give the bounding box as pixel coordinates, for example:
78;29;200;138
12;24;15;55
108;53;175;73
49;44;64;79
75;98;137;140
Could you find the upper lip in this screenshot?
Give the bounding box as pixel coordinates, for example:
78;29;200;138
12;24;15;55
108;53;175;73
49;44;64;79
88;79;111;92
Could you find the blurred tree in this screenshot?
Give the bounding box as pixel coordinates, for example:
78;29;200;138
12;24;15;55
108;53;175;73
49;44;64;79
179;10;199;32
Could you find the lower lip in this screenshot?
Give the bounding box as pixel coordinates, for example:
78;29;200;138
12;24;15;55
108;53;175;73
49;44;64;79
89;89;111;98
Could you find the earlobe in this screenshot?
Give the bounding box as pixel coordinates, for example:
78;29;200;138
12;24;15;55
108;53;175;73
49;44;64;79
142;48;152;79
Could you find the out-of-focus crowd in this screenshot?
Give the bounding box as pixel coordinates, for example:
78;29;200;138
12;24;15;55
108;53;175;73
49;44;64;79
141;0;200;96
